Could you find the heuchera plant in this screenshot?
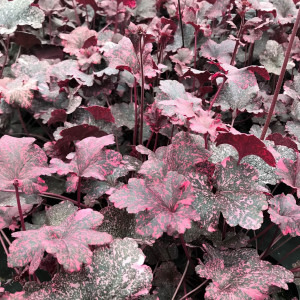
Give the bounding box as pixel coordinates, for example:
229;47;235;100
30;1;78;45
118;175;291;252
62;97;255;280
1;0;300;299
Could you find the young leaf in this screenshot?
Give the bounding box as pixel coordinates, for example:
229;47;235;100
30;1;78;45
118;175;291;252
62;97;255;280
60;27;98;55
110;171;200;238
0;135;54;193
215;132;276;166
268;193;300;236
8;209;113;273
102;36;158;82
196;243;294;300
50;135;122;191
276;153;300;198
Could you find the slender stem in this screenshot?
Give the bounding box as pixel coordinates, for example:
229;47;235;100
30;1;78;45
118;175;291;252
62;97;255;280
17;107;29;135
230;16;245;65
139;36;145;145
204;133;208;150
260;8;300;140
84;3;89;27
41;192;88;208
177;0;185;47
48;12;52;41
277;244;300;265
0;35;10;78
77;176;82;209
192;29;198;92
208;77;226;111
222;219;227;241
0;233;9;256
1;230;11;245
247;42;254;66
133;78;138;146
179;234;194;269
179;279;209;300
146;131;154;148
260;228;281;259
13;180;26;231
71;0;81;26
267;236;292;257
171;261;189;300
247;223;274;244
153;132;159;152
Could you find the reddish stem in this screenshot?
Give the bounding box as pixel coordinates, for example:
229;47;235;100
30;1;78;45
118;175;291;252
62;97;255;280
177;0;185;47
133;78;138;146
84;3;89;27
153;132;159;152
208;77;227;111
192;29;199;92
139;35;145;145
13;180;26;231
0;35;10;79
179;234;194;269
260;7;300;140
41;192;88;208
247;223;275;244
71;0;81;26
146;131;154;148
277;244;300;265
77;176;82;209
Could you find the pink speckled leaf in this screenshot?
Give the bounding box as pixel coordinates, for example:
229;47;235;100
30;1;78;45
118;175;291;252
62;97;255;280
60;26;98;55
196;243;294;300
214;157;268;229
0;77;38;108
8;209;113;273
102;36;158;81
138;132;209;181
215;132;276;167
268;194;300;236
14;239;151;299
0;135;54;193
110;171;199;238
50;135;122;191
276;152;300;198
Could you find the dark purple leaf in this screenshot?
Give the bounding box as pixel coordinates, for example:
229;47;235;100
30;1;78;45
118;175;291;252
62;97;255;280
266;133;298;152
215;132;276;166
83;106;115;123
13;31;41;49
47;109;67;126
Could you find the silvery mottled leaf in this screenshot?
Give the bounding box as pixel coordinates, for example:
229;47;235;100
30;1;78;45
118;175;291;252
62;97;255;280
50;60;94;86
196;243;294;300
271;0;297;25
8;209;112;274
129;0;156;21
45;201;77;226
286;120;300;142
188;173;220;232
259;40;295;75
110;102;135;129
200;39;236;64
98;205;154;243
86;238;153;299
209;231;250;250
12;55;51;85
0;0;45;35
214;157;268;229
268;193;300;236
